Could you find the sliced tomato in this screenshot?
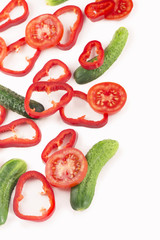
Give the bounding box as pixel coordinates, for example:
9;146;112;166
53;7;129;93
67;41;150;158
87;82;127;114
45;148;88;189
96;0;133;20
25;14;64;50
0;37;7;63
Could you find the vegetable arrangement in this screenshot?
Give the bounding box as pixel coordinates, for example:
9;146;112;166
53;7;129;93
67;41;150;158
0;0;133;224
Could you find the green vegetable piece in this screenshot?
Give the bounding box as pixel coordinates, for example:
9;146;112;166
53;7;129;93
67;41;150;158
0;158;27;225
74;27;128;84
70;139;119;211
45;0;68;6
0;84;44;118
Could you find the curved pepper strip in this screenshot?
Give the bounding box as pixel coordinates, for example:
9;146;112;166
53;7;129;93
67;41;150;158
79;40;104;70
0;118;41;147
0;0;29;32
24;81;73;119
0;37;7;63
59;90;108;128
0;37;41;77
33;59;71;83
84;1;115;22
0;105;7;125
53;5;83;50
13;170;55;222
41;128;77;163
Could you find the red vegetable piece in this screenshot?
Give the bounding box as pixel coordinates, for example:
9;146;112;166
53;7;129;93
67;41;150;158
24;82;73;119
78;40;104;70
87;82;127;114
25;14;64;50
45;148;88;189
33;59;71;83
59;90;108;128
95;0;133;20
53;5;83;50
0;105;7;125
13;170;55;222
0;37;41;77
0;0;29;32
0;37;7;63
41;128;77;163
84;1;115;22
0;118;41;148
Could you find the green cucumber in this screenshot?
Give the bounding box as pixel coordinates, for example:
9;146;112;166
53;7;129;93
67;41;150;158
0;158;27;225
74;27;128;84
0;84;44;118
70;139;119;210
45;0;68;5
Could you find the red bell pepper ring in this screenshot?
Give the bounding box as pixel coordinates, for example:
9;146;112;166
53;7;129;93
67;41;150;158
84;1;115;22
0;37;7;63
41;128;77;163
33;59;72;83
0;37;41;77
53;5;84;50
0;0;29;32
24;82;73;119
13;170;55;222
0;105;7;125
59;90;108;128
0;118;41;148
79;40;104;70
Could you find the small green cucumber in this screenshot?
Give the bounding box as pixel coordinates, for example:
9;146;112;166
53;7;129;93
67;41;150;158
45;0;68;5
74;27;129;84
0;158;27;225
0;84;44;118
70;139;119;211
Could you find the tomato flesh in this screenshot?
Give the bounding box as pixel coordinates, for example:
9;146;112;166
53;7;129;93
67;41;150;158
87;82;127;114
96;0;133;19
0;37;7;63
45;148;88;189
25;14;64;50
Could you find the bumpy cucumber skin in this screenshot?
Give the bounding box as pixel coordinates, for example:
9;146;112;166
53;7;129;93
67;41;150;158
0;84;44;118
0;159;27;225
70;139;119;211
74;27;128;84
46;0;68;5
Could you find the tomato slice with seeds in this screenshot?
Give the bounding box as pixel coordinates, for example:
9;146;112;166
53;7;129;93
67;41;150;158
25;14;64;50
0;37;7;63
95;0;133;20
45;148;88;189
87;82;127;115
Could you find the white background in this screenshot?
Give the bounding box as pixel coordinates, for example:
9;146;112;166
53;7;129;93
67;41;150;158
0;0;160;239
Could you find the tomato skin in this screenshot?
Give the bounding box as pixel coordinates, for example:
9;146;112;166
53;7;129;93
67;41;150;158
45;148;88;189
25;14;64;50
87;82;127;115
95;0;133;20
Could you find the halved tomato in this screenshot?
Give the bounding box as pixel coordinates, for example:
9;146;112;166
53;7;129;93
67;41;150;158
45;148;88;189
96;0;133;20
87;82;127;114
25;14;64;50
0;37;7;63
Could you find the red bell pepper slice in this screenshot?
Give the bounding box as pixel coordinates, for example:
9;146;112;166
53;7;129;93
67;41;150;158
0;118;41;147
0;37;7;63
41;128;77;163
0;105;7;125
13;170;55;222
33;59;71;83
78;40;104;70
59;90;108;128
0;0;29;32
0;37;41;77
84;1;115;22
24;82;73;119
53;5;84;50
